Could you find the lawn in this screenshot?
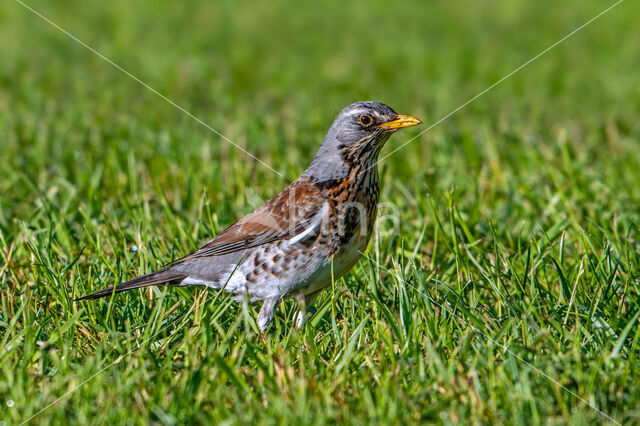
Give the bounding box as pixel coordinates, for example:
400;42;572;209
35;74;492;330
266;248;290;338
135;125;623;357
1;0;639;424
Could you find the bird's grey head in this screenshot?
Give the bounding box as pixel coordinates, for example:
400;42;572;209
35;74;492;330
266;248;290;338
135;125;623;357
304;101;421;181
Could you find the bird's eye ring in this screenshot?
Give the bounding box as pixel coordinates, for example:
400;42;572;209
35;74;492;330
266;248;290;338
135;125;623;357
358;114;373;127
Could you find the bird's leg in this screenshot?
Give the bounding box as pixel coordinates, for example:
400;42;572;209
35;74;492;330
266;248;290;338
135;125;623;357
293;289;323;329
257;296;280;333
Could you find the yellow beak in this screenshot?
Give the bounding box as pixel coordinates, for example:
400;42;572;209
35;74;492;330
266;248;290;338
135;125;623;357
376;114;422;130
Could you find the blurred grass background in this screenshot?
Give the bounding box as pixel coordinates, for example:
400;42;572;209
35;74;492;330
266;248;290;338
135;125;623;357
1;0;639;424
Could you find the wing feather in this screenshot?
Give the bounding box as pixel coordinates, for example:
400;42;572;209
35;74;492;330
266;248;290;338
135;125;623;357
171;181;325;264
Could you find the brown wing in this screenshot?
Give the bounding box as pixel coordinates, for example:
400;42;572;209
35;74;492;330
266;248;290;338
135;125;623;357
171;180;325;263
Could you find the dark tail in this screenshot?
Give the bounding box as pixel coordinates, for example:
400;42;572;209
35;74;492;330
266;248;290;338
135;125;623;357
75;267;187;301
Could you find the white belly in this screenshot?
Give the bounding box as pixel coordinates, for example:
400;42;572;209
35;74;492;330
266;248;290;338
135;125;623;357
296;230;371;296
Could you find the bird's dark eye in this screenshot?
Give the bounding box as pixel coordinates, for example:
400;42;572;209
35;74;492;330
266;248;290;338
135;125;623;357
358;114;373;127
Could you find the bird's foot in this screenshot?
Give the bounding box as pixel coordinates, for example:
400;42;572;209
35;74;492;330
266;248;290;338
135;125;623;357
257;296;279;334
294;310;306;329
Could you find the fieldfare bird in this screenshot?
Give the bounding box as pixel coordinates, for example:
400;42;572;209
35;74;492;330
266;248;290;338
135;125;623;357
76;102;422;332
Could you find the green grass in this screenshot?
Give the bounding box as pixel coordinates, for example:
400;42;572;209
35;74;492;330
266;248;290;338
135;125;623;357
1;0;640;424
